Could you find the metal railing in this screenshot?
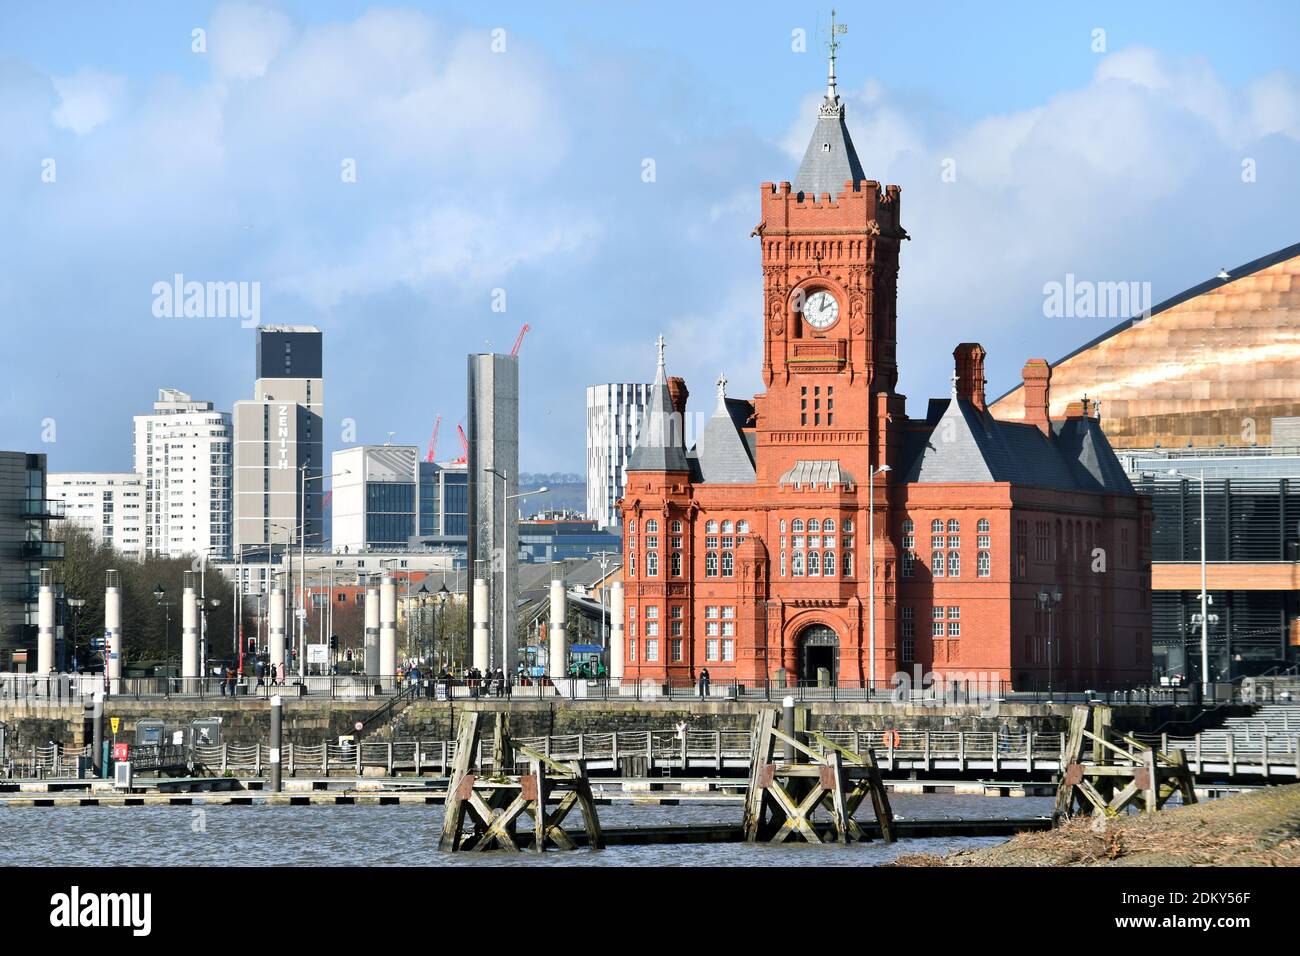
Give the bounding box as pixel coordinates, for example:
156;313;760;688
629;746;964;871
0;671;1261;707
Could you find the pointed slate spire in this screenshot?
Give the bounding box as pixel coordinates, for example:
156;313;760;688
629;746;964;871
792;10;865;198
694;372;755;484
627;335;689;473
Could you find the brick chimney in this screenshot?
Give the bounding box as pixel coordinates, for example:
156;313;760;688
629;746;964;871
667;376;689;424
1022;359;1052;435
953;343;987;412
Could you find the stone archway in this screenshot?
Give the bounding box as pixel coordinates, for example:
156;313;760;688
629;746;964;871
798;624;839;685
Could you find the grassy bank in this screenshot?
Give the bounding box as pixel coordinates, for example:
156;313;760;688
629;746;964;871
893;783;1300;867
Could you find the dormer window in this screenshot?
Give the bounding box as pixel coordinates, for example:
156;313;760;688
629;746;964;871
821;143;831;152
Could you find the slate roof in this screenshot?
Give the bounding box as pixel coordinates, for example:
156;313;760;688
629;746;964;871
627;345;689;473
898;396;1134;494
693;388;756;484
792;98;866;199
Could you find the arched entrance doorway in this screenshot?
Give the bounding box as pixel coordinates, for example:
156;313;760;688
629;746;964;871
798;624;839;684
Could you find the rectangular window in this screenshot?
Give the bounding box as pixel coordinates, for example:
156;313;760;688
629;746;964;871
722;640;735;661
628;638;636;661
948;621;961;637
706;639;720;661
706;622;719;636
671;639;683;662
722;606;735;619
646;639;658;662
901;637;915;661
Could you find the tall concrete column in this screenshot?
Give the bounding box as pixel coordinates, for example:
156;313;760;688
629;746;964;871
269;584;286;672
37;572;55;678
364;579;380;677
472;578;489;672
182;574;199;688
379;574;397;687
548;577;567;680
609;581;625;681
105;570;122;695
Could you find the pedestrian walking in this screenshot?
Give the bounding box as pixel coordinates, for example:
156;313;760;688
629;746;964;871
698;667;711;698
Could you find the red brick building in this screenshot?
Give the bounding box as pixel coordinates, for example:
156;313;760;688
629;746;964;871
617;53;1152;691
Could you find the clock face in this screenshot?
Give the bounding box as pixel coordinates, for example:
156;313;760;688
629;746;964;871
802;290;840;330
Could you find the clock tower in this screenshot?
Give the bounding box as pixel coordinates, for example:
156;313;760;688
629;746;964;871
751;23;908;485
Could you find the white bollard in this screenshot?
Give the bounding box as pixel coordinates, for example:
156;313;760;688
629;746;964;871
269;585;286;673
37;579;55;678
105;572;122;694
379;575;397;688
472;578;490;673
182;582;199;688
364;580;380;677
610;580;625;681
548;578;567;680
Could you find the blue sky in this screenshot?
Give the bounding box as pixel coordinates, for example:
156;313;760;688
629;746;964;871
3;1;1299;475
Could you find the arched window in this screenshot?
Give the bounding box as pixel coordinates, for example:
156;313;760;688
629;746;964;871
901;518;913;534
808;550;820;576
948;551;960;577
948;519;960;533
792;519;805;533
977;551;990;577
646;518;658;533
823;550;836;576
779;519;787;533
706;520;719;533
843;519;854;532
721;520;733;533
808;519;820;532
780;551;787;576
932;552;945;576
671;552;682;576
792;552;805;576
721;552;734;576
627;520;636;534
977;518;989;533
823;518;835;533
705;552;718;577
842;552;853;577
931;519;944;533
737;520;749;534
671;519;682;534
646;552;659;576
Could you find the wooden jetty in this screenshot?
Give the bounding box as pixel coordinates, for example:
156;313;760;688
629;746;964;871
437;712;603;853
1053;705;1198;822
741;707;895;845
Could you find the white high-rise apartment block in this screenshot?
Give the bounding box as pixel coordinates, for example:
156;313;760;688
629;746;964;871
133;388;233;560
585;383;651;528
47;472;146;560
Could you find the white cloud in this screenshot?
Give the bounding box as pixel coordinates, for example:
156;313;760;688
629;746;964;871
51;67;126;134
208;1;293;82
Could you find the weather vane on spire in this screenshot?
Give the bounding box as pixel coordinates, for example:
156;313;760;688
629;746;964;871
820;9;849;115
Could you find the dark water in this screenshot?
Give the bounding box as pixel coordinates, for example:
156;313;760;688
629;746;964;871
4;794;1055;866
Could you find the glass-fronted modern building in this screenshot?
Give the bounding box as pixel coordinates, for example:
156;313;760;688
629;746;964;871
518;517;621;564
0;451;65;669
1126;446;1300;683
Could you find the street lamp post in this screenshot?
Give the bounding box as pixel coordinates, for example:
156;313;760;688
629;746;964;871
588;549;617;650
297;467;350;680
66;597;86;673
1168;467;1211;698
484;469;547;672
153;585;175;694
1037;588;1063;699
436;583;449;668
867;464;890;692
